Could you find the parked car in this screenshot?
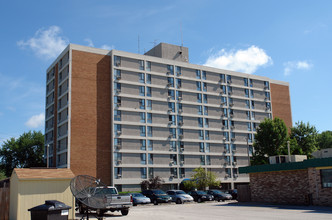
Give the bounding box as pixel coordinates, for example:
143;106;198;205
142;189;172;205
166;190;194;204
132;193;151;206
227;189;238;200
188;190;214;203
207;190;232;202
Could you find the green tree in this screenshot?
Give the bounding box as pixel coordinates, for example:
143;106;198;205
317;130;332;149
290;121;318;157
252;117;288;165
0;131;45;177
191;167;220;190
140;176;165;190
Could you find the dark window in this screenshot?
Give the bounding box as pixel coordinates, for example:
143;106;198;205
321;169;332;188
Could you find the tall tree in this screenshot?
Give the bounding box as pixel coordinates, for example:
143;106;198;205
191;167;220;190
317;130;332;149
252;117;288;165
0;131;45;177
290;121;318;157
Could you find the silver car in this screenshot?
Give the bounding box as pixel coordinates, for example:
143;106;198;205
167;190;194;204
132;193;151;206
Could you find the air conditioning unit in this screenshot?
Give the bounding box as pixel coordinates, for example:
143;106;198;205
223;162;227;166
117;160;122;165
232;162;237;166
117;174;122;178
170;160;174;165
178;97;182;101
200;149;204;152
234;174;238;178
168;134;173;138
168;109;172;113
166;71;171;75
264;86;269;90
178;109;183;113
227;80;232;84
167;96;172;99
225;174;229;178
220;91;224;94
232;149;236;153
167;83;172;87
116;89;121;93
231;138;236;142
228;92;233;95
178;134;183;139
116;75;121;80
229;103;234;107
168;121;173;125
116;131;122;135
178;121;183;126
115;61;121;66
180;148;184;152
180;174;185;178
223;137;226;141
221;102;225;106
170;174;174;178
115;145;122;149
223;150;227;153
231;126;235;130
221;126;225;129
230;114;234;118
178;85;182;88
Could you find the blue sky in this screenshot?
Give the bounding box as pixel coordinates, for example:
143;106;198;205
1;0;331;145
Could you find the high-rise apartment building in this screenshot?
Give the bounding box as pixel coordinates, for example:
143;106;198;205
45;43;292;191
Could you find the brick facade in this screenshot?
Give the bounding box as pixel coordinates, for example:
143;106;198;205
70;50;112;184
270;83;292;130
250;168;332;206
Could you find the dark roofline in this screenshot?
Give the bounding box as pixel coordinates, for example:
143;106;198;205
239;157;332;174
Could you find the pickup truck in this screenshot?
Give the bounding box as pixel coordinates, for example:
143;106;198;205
76;186;132;216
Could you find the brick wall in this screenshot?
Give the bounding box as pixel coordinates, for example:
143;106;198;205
270;83;292;130
70;50;112;184
308;168;332;206
250;170;310;205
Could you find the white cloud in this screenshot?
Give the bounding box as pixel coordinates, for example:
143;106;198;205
25;113;45;128
84;38;95;47
17;26;68;60
204;46;272;74
283;61;312;76
100;44;114;50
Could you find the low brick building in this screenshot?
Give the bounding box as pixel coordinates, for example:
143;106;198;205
239;157;332;206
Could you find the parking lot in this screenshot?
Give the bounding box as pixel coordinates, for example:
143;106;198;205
75;201;332;220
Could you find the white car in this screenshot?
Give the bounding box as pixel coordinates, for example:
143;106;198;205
167;190;194;204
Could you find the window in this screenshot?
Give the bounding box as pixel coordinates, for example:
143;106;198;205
202;71;206;80
248;133;253;143
251;112;255;120
148;140;153;151
176;91;182;100
175;66;181;75
168;77;174;87
177;78;182;89
114;167;122;179
266;102;271;110
114;96;121;106
146;74;151;84
231;132;236;139
170;167;177;178
198;118;203;127
199;142;205;152
115;124;121;135
204;118;209;128
139;73;145;83
139;99;145;109
204;106;208;115
223;108;228;117
246;111;250;120
203;94;208;104
246;100;250;109
114;152;122;162
141;167;147;179
250;90;254;98
227;75;232;83
224;144;230;153
114;110;121;121
265;92;270;100
228;86;232;95
169;141;176;151
168;90;175;100
249;79;253;87
180;168;185;177
229;109;234;117
114;56;121;66
253;123;257;131
321;169;332;188
147;87;152;97
177;103;182;113
140;112;146;123
220;74;225;83
264;81;269;89
168;102;175;112
140;126;146;136
228;97;233;106
233;168;238;176
221;85;226;94
114;138;121;148
147;126;152;137
170;154;177;165
244;78;248;87
178;141;184;152
205;130;210;140
245;89;249;98
139;60;144;70
169;115;176;125
206;143;210;152
199;130;204;140
147;100;152;110
196;70;201;79
146;61;151;71
224;132;229;141
147;113;152;123
197;93;202;103
177;115;183;125
198;105;203;115
222;120;228;129
169;128;176;139
141;153;146;164
221;96;227;105
196;81;201;91
168;65;174;75
148;154;153;164
178;128;183;137
149;167;154;178
200;155;205;165
206;156;211;165
247;122;251;131
114;82;121;93
251;100;255;109
140;140;146;150
139;86;145;96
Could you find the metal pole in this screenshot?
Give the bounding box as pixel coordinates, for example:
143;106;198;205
47;144;49;168
287;141;291;162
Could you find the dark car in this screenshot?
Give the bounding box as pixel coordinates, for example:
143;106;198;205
207;190;232;202
227;189;238;200
132;193;151;206
142;189;172;205
188;190;214;203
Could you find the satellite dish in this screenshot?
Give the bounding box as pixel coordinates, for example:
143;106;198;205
70;175;110;210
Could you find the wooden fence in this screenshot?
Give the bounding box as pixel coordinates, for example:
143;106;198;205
0;179;10;220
